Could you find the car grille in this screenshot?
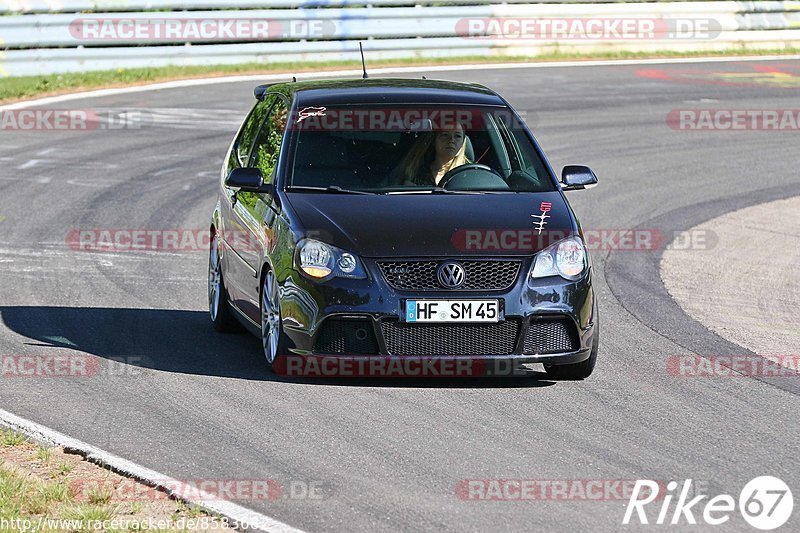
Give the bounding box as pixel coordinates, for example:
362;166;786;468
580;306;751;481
377;260;521;291
381;320;520;356
314;318;378;355
522;317;580;354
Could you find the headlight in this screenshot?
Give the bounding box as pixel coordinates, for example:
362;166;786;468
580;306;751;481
529;236;587;281
297;239;367;280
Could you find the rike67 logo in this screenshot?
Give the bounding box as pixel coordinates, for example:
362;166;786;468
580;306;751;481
624;477;793;530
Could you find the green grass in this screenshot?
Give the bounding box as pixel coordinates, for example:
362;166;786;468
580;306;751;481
48;461;73;478
1;47;798;103
37;481;72;503
0;468;28;518
36;445;52;464
0;466;113;531
87;484;114;505
63;503;115;521
1;465;74;519
0;439;212;532
1;429;27;447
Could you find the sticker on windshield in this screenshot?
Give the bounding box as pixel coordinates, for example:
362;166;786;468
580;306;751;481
531;201;552;234
296;106;327;123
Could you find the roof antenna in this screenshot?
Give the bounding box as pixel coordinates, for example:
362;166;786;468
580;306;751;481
359;42;368;79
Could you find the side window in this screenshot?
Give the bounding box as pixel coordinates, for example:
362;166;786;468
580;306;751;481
249;97;289;183
236;95;278;167
493;115;523;170
494;113;554;192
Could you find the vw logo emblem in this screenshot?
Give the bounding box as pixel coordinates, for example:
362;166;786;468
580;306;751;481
437;262;466;289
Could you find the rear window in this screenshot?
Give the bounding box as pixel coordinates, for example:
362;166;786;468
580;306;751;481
286;104;555;194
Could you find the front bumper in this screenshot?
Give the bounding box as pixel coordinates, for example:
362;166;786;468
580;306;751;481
277;256;597;365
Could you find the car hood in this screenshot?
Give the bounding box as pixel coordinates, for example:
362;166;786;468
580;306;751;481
285;191;576;258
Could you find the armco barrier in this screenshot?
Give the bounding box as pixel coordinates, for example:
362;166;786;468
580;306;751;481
1;1;799;76
1;0;730;13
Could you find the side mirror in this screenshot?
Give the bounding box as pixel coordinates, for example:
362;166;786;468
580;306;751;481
561;165;598;191
225;168;264;192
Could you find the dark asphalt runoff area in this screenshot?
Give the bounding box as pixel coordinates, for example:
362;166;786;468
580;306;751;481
1;59;798;532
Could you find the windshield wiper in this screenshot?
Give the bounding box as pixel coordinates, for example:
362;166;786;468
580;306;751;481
286;185;378;195
386;188;484;195
385;189;434;195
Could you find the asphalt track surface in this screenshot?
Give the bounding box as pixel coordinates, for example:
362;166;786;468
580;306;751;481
1;60;799;532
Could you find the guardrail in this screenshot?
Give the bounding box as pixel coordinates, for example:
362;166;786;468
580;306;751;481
1;1;799;77
3;0;741;13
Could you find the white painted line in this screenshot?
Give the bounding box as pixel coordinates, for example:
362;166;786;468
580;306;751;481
65;178;122;187
17;159;43;169
0;408;307;533
152;168;177;177
1;55;798;112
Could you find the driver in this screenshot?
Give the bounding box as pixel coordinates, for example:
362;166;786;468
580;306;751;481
393;121;471;186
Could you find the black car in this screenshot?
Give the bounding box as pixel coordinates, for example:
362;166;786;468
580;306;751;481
208;78;599;379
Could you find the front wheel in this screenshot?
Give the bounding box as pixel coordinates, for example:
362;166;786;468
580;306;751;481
261;270;287;369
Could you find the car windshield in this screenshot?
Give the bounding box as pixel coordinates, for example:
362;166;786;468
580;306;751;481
287;104;556;194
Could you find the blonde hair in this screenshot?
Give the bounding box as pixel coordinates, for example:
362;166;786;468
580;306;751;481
397;126;470;185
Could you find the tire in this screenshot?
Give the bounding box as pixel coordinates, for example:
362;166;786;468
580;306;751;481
260;269;287;370
208;232;239;333
545;318;599;381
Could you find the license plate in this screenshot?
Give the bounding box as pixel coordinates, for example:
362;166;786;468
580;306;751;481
404;300;501;323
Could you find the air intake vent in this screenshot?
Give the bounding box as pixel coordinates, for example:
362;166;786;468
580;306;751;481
381;320;520;356
522;317;580;355
314;318;378;355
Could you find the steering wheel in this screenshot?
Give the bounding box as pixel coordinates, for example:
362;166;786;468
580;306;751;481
439;164;503;189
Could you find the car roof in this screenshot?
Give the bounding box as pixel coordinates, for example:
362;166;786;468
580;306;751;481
256;78;506;107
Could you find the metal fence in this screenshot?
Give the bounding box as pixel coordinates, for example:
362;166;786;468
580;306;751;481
1;0;799;77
